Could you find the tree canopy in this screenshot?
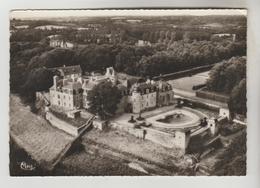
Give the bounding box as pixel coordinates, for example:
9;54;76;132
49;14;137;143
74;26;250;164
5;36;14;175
206;56;246;116
228;78;247;116
21;68;54;93
206;56;246;93
87;81;122;120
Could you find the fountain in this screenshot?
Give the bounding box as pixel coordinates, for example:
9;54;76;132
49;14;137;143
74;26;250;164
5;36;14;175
146;108;207;130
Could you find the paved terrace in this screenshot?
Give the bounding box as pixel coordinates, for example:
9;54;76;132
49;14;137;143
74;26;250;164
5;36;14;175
9;95;75;170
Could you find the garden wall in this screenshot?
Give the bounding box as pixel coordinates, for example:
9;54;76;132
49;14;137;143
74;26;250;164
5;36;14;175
111;122;188;153
153;64;214;81
46;111;79;136
196;90;229;103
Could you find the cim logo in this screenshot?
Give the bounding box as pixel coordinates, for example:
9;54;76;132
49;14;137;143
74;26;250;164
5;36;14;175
19;161;36;171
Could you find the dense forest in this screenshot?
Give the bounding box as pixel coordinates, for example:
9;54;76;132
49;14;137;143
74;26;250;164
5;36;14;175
206;56;247;116
10;15;247;108
10;40;246;94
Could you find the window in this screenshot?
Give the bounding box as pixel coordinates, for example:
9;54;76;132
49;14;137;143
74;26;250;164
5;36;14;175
79;88;83;94
58;94;60;99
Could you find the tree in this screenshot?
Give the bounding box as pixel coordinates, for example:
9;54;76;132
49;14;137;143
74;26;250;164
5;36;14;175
28;48;76;69
18;68;53;105
206;56;246;93
87;81;122;120
228;78;247;116
115;45;154;75
22;67;54;92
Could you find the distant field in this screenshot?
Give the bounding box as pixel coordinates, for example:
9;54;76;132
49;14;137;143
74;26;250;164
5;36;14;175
168;71;209;92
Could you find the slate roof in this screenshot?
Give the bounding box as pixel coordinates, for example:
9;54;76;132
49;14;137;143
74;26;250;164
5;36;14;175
157;81;172;92
63;82;82;90
130;81;172;95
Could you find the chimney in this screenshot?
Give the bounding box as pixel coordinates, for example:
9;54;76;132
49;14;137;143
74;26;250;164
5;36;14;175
53;75;59;89
146;79;151;84
63;78;68;86
158;80;163;90
232;34;236;42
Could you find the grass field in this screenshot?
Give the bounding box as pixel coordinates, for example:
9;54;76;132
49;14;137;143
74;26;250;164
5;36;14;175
168;71;209;92
83;128;183;167
54;146;145;176
9;94;74;169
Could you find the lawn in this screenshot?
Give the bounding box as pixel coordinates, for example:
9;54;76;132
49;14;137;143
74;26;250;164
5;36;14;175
168;71;209;92
54;147;145;176
9;94;75;169
83;128;182;167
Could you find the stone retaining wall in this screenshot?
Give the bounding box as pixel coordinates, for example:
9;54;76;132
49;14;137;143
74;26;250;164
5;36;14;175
196;90;229;103
46;111;79;136
111;122;189;154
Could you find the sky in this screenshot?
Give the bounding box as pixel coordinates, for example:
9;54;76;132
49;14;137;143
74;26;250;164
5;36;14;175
10;9;247;19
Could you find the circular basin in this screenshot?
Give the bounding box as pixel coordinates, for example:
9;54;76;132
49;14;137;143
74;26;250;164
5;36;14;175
146;108;207;129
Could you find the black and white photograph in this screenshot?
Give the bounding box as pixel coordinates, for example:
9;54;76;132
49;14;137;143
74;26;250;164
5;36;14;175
9;8;247;176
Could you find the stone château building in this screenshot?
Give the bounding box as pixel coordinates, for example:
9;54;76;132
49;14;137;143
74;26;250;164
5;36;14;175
49;65;174;114
49;65;83;110
129;79;174;113
49;65;117;111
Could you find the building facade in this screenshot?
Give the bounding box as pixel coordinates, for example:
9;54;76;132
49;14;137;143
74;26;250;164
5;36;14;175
49;65;174;114
129;79;174;113
49;65;83;111
49;65;118;111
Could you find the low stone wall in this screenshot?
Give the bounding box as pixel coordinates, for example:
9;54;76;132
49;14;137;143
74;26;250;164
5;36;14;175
196;90;229;103
145;127;188;153
111;122;144;139
153;64;214;81
111;121;188;153
46;111;79;136
144;128;176;147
